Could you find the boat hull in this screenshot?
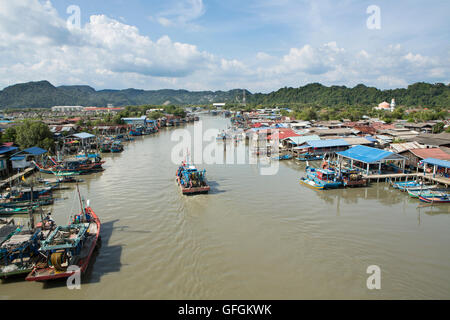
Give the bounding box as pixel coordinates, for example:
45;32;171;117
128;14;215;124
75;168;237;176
418;195;450;203
25;207;101;282
176;177;210;194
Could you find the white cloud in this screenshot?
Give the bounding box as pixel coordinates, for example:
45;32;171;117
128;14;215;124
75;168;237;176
0;0;448;93
155;0;205;28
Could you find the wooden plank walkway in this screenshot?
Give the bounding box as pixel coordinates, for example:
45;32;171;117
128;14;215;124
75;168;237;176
363;172;450;187
0;167;35;190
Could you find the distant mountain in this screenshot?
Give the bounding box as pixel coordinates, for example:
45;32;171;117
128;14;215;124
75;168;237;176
250;82;450;107
0;80;448;109
0;81;250;108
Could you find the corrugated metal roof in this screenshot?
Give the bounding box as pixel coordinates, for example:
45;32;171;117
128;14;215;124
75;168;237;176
284;135;320;145
389;141;423;153
72;132;96;139
337;145;405;163
409;148;450;160
23;147;47;156
342;137;373;146
420;158;450;169
299;139;349;149
0;146;18;155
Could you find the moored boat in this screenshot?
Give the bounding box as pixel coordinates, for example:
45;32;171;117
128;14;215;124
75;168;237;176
418;193;450;203
296;153;324;161
303;166;343;190
26;189;101;281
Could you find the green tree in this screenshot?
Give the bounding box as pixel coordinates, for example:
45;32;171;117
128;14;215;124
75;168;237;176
432;122;445;133
2;127;17;143
14;120;54;151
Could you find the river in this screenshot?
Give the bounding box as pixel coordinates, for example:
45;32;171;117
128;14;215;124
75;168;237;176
1;115;450;299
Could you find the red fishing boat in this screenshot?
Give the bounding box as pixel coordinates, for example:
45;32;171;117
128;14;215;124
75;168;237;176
26;188;101;281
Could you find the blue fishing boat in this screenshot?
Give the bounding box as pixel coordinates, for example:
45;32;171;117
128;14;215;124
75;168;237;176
418;192;450;203
302;166;343;190
272;154;293;160
299;177;325;190
390;180;422;191
296;153;324;161
176;161;210;195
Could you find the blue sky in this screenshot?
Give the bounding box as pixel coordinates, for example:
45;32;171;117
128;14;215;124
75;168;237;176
0;0;449;92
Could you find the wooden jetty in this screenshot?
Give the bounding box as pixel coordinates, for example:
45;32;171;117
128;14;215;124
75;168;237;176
363;172;450;187
0;168;35;190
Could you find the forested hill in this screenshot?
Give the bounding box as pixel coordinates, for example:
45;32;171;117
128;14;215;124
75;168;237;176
250;83;450;107
0;80;448;108
0;81;249;108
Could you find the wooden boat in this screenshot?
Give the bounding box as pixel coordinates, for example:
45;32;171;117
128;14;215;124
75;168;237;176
407;189;446;198
272;154;293;160
33;155;105;175
0;210;55;278
26;197;101;281
299;177;325;190
0;197;54;209
0;227;43;278
340;169;368;187
418;193;450;203
296;153;324;161
303;166;343;190
390;180;418;189
0;219;18;246
0;206;38;215
176;162;210;195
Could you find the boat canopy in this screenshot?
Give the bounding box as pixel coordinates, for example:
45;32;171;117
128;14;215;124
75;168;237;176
336;145;405;164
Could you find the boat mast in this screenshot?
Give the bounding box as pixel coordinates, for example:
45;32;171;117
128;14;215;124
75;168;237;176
76;183;85;216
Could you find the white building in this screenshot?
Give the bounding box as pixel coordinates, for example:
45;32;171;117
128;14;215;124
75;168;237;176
213;103;226;110
51;106;85;112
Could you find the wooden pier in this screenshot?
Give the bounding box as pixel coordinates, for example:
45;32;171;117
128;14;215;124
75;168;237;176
363;172;450;187
0;167;36;190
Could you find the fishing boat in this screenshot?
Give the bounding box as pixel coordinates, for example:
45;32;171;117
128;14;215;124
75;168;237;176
302;166;343;190
296;153;324;161
26;188;101;281
0;219;19;246
390;180;419;189
418;192;450;203
340;169;368;187
33;156;104;175
299;177;325;190
0;186;53;205
0;225;43;278
176;161;210;195
0;206;38;215
110;141;124;153
272;154;293;160
0;197;54;209
0;208;55;278
407;188;446;198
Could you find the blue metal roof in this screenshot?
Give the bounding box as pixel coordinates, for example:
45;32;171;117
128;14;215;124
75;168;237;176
11;155;25;161
23;147;47;156
287;135;320;147
72;132;96;139
420;158;450;169
364;136;378;143
300;139;349;149
0;146;18;155
336;145;405;163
